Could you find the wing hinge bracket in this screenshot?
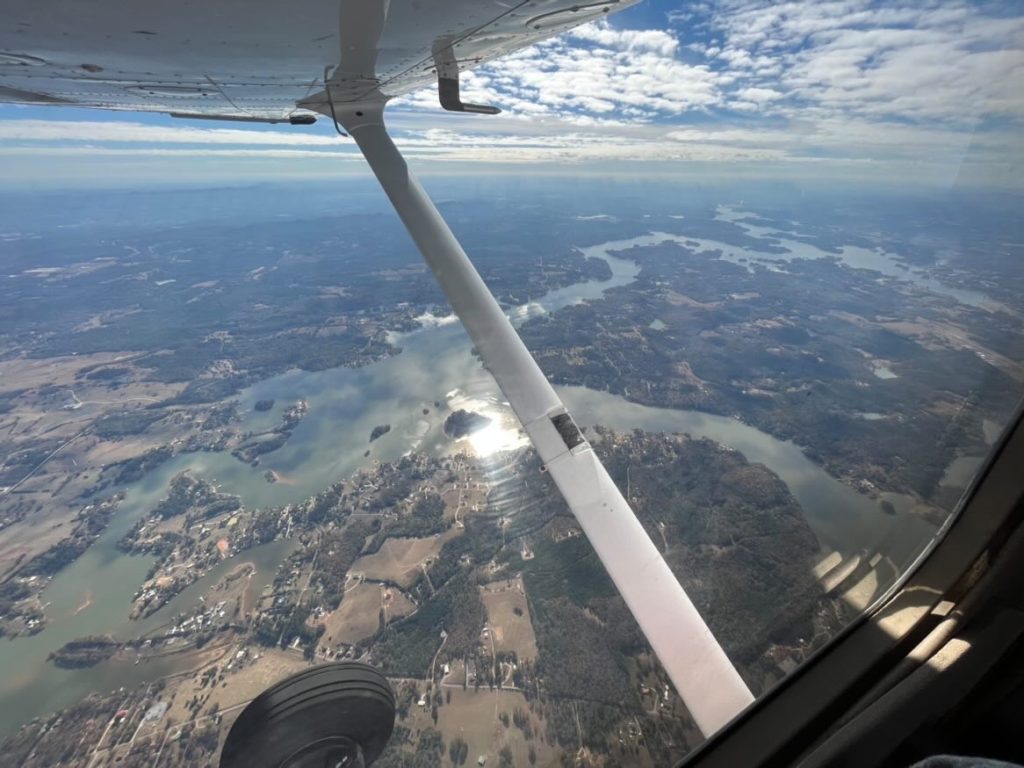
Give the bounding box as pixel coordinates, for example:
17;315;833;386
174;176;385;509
432;41;500;115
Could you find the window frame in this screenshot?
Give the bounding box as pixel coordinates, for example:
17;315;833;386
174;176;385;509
679;399;1024;768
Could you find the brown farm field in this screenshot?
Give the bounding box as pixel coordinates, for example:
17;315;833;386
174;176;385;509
435;688;556;768
481;577;538;662
322;582;416;646
351;531;457;587
142;645;308;746
0;353;186;576
0;352;131;394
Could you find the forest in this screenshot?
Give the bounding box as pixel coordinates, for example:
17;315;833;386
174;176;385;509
519;235;1017;501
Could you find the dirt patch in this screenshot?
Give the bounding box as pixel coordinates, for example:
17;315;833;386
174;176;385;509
81;433;172;466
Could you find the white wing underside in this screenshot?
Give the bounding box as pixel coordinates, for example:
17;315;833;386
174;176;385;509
0;0;626;120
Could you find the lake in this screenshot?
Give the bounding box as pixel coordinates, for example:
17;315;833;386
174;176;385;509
0;228;949;735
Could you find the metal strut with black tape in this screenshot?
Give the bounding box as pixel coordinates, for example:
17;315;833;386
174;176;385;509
432;39;500;115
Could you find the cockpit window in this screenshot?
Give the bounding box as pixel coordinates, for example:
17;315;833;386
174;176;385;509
0;1;1022;766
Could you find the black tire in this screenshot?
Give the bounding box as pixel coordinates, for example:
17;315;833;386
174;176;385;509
220;661;395;768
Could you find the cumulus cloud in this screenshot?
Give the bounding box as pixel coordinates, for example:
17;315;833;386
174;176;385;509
699;0;1024;123
571;25;680;57
2;0;1022;185
389;2;1022;179
395;21;727;120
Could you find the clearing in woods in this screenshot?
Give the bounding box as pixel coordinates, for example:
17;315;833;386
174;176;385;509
350;532;455;587
480;577;538;662
435;688;555;768
322;582;416;646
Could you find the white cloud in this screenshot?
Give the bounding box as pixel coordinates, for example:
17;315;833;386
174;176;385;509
2;2;1022;185
703;0;1024;123
0;120;343;146
734;86;784;105
394;21;728;121
391;4;1023;170
571;25;680;57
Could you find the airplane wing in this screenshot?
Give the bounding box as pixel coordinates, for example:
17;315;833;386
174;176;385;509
0;0;627;120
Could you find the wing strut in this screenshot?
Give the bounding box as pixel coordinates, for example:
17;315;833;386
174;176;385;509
337;103;754;737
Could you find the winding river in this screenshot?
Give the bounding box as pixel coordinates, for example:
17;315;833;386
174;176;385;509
0;226;945;735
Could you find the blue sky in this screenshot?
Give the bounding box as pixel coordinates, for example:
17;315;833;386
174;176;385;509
1;0;1022;188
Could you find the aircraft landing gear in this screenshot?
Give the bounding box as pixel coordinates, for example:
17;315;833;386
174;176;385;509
219;661;395;768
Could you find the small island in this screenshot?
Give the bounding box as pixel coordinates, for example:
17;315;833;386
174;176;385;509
369;424;391;442
49;635;120;669
443;409;491;439
253;399;275;412
233;398;308;464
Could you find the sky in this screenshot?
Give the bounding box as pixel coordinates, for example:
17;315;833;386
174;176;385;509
1;0;1022;188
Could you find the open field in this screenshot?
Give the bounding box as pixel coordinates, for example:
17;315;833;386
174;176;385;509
0;352;132;395
0;354;187;577
0;506;77;579
441;483;489;523
481;577;538;662
125;655;564;768
321;582;415;646
322;582;381;645
152;646;308;736
436;688;556;768
351;532;456;587
203;647;308;711
80;428;183;467
381;586;416;627
101;646;307;766
77;641;241;768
